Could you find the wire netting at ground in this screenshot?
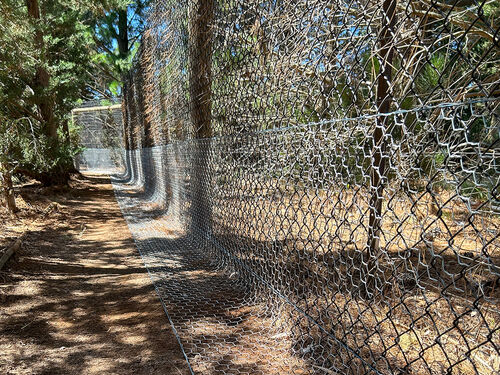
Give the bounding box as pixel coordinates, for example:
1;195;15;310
81;0;499;374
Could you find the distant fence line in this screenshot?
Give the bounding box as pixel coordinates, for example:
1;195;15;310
72;99;124;172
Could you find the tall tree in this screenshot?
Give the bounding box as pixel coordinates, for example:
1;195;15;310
0;0;102;187
26;0;56;139
91;0;150;96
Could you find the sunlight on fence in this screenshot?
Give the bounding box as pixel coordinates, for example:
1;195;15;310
79;0;499;373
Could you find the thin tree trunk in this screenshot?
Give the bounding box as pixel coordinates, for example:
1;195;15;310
62;119;70;143
140;35;155;148
117;8;129;59
159;90;169;145
26;0;57;140
364;0;397;296
122;79;131;151
117;7;129;166
0;165;18;214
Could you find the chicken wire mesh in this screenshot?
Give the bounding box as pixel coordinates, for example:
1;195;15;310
72;99;125;173
83;0;500;373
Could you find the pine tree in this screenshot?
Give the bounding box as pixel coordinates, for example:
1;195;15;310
0;0;101;188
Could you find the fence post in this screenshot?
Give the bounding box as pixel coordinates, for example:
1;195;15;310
365;0;397;296
189;0;214;237
122;76;130;152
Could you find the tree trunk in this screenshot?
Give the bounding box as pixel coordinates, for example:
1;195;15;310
363;0;397;297
0;166;18;214
117;8;129;59
139;35;155;148
26;0;57;140
62;119;70;143
122;79;131;151
190;0;214;238
24;0;70;185
190;0;213;139
159;89;169;145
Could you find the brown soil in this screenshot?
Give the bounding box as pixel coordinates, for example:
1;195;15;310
0;174;189;375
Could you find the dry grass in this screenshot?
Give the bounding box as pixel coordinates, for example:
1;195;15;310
211;179;500;374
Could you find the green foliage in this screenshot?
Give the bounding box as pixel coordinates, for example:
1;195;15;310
109;80;121;96
0;116;47;174
415;54;448;96
459;179;491;202
0;0;106;184
0;115;83;185
0;2;37;116
91;0;150;94
44;3;97;118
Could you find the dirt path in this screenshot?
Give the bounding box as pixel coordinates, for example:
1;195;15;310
0;175;189;375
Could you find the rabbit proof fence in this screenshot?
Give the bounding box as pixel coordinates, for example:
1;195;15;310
84;0;500;374
72;99;125;172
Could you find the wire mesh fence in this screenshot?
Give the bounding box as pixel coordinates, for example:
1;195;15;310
72;99;125;172
82;0;500;373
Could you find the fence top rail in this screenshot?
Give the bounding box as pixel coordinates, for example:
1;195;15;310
72;104;122;113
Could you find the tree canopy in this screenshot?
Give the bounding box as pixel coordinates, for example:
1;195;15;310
0;0;148;211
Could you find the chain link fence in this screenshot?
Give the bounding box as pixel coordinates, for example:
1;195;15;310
81;0;500;373
72;99;125;172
